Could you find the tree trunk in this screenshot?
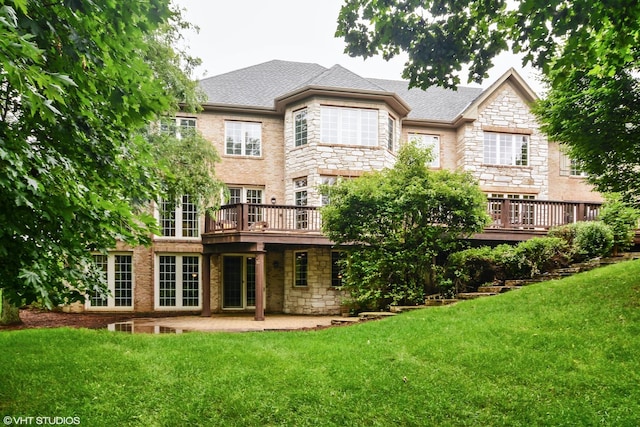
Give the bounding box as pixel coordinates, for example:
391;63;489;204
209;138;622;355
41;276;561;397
0;290;22;325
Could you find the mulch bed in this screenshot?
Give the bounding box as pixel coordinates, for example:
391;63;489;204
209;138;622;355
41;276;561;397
0;308;134;331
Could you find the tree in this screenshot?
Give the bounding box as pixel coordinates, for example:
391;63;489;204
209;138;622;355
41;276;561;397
336;1;640;205
0;0;222;311
321;143;489;310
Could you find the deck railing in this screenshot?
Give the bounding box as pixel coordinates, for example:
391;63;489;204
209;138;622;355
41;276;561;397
205;199;610;234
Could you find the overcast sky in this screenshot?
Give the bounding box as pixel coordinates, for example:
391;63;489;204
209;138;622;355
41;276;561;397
173;0;544;94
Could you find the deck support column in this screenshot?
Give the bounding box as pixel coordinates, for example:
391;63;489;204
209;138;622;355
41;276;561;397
201;253;211;317
254;243;266;321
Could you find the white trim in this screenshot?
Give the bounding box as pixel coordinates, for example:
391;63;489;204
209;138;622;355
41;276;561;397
85;252;135;312
154;253;202;311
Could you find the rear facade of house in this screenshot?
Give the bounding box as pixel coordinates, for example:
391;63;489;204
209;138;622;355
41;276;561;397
76;60;601;317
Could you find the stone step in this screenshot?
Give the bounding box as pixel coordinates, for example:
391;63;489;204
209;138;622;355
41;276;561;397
456;292;497;300
423;299;458;306
331;318;360;326
358;311;397;320
477;285;520;293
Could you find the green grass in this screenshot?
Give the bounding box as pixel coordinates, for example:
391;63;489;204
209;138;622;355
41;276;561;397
2;260;640;426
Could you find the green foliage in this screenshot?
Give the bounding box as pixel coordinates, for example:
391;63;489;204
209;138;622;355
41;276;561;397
322;142;489;309
446;237;570;291
337;1;640;204
572;221;614;261
597;194;640;254
0;1;221;307
550;221;615;261
337;0;640;90
534;70;640;207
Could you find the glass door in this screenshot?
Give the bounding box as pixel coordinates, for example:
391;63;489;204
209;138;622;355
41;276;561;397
222;256;256;309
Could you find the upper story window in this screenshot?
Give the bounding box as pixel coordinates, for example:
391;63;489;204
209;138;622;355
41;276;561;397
320;106;378;146
158;195;199;238
560;152;587;177
484;132;529;166
225;121;261;157
387;117;396;151
409;133;440;168
160;117;196;139
294;109;308;147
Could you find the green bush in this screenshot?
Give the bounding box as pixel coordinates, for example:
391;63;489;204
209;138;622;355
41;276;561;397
446;246;501;292
572;221;614;261
598;194;640;255
445;237;570;292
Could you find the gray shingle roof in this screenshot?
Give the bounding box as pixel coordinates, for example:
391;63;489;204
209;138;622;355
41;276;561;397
198;60;483;121
368;79;482;121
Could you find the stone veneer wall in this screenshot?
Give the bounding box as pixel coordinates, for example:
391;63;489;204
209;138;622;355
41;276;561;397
282;247;344;315
283;97;399;206
458;83;549;198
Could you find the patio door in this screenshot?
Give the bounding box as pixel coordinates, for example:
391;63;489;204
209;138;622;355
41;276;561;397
222;256;256;309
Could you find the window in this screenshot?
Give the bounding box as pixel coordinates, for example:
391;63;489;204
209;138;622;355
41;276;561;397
225;121;261;156
294;109;308;147
320;176;338;206
320;106;378;146
294;177;308;229
156;255;200;309
409;133;440;167
158;195;199;238
484;132;529;166
387;117;396;151
331;251;346;287
225;187;264;224
160;117;196;139
294;252;308;287
88;254;133;309
560;152;587;177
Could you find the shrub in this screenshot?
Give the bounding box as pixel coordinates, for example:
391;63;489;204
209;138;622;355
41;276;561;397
572;221;614;261
506;237;570;278
446;246;501;292
598;195;640;255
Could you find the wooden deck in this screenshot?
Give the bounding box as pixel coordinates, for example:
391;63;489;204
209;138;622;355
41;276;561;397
202;199;640;245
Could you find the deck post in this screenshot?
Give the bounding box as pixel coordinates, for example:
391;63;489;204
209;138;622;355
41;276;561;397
254;242;266;321
201;253;211;317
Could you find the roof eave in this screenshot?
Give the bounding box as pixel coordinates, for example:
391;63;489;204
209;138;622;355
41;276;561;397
200;103;279;116
274;86;411;117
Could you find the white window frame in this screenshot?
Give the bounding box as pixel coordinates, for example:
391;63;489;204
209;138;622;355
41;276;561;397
409;133;440;168
320;106;378;146
225;121;262;157
155;254;202;310
294;108;308;147
226;186;264;224
483;132;529;166
86;253;134;311
159;117;197;139
560;152;588;177
156;195;200;239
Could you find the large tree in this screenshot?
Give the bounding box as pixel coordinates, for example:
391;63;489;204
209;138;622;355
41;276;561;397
321;143;489;310
336;0;640;205
0;0;223;311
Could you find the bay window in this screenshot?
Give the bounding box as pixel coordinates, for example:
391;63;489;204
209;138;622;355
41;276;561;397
320;106;378;146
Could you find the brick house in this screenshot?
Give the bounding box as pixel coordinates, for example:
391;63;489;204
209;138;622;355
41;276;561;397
81;60;601;318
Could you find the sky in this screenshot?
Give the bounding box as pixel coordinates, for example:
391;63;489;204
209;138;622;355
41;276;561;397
173;0;544;94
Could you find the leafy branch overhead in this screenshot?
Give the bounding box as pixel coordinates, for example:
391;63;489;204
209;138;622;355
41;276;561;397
336;0;640;206
0;1;222;308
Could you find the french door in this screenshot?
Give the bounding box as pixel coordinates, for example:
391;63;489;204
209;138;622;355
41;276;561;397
222;256;256;309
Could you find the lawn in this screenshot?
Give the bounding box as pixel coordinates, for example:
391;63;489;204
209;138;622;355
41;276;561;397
1;260;640;426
